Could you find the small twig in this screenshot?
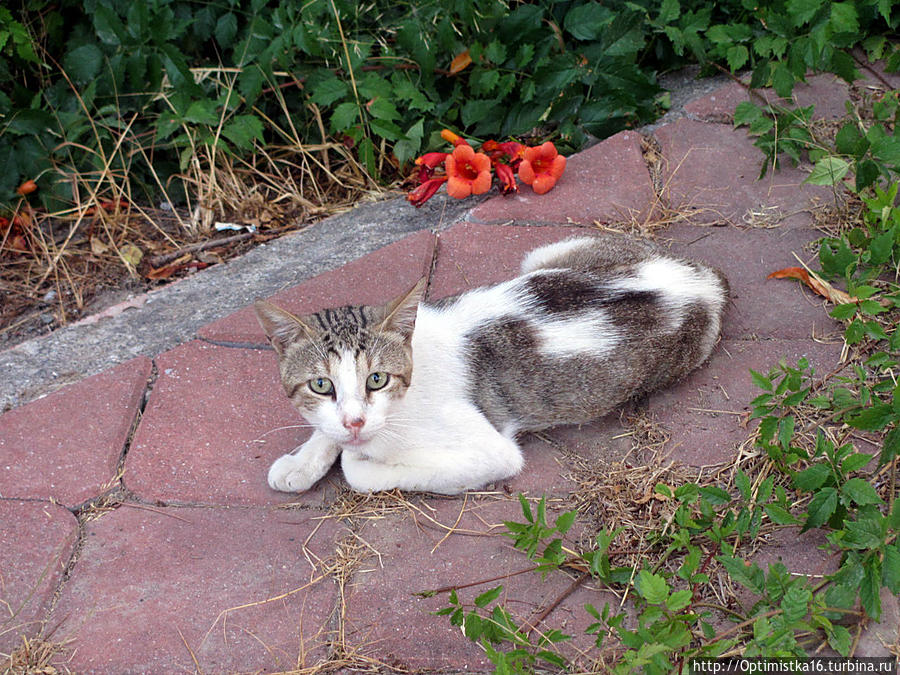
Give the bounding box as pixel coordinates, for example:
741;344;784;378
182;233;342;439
527;571;590;636
415;565;537;597
147;231;255;268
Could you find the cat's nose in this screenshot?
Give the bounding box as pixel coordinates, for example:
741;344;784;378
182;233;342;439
342;416;366;431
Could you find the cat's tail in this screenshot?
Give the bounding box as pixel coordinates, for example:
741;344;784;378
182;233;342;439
520;235;659;276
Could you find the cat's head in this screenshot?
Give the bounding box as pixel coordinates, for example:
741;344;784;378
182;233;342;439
254;278;426;447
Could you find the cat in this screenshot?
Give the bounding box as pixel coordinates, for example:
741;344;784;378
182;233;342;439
254;234;729;495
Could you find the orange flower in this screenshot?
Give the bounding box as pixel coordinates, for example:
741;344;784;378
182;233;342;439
518;142;566;194
445;144;492;199
493;162;517;195
407;176;448;207
440;129;468;147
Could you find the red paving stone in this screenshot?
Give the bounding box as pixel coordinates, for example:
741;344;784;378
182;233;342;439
653;118;834;227
50;506;343;674
343;497;611;671
199;229;437;344
0;501;79;653
646;338;844;466
125;341;329;507
470;131;657;226
664;222;844;340
5;65;899;670
0;357;152;508
429;222;589;299
685;74;855;122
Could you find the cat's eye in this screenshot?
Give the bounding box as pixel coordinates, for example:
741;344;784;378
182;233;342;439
366;372;390;391
308;377;334;396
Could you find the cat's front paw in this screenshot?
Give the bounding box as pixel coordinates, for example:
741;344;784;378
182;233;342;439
268;453;320;493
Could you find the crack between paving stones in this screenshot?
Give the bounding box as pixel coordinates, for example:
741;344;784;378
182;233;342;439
196;336;274;351
639;132;667;208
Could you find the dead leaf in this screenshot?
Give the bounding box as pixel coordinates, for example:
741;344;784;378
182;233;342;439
90;236;110;255
767;266;857;304
449;49;472;74
119;243;144;269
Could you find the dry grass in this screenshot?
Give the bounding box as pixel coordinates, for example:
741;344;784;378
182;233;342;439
0;65;386;348
0;635;71;675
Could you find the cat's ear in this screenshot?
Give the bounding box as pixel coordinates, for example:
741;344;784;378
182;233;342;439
253;300;314;355
377;277;426;340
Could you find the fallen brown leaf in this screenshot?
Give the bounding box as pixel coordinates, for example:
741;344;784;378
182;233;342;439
767;266;857;305
449;49;472;74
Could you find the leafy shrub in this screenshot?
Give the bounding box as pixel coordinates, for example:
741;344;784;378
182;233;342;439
2;0;896;215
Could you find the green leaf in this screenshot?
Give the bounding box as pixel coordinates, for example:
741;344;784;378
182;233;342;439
735;470;752;501
843;517;884;549
183;99;219;125
726;45;749;72
804;487;837;530
827;624;852;656
840;453;873;474
829;2;859;35
846;403;895;431
772;61;796;98
781;584;812;623
881;427;900;466
330;102;359;132
841;478;883;506
860;557;882;620
221;115;264;150
564;2;613;41
63;44;104;84
474;585;503;608
787;0;825;26
93;4;127;46
805;157;851;185
794;463;830;491
881;544;900;594
636;570;669;604
764;503;802;525
555;510;577;534
308;75;349;107
718;556;765;594
830;303;858;320
461;98;499;128
666;588;693;612
484;40;507;65
699;486;732;505
750;369;774;391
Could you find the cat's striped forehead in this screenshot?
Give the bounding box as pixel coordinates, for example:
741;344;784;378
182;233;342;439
307;304;382;353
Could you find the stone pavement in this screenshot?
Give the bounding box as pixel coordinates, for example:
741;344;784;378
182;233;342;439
3;66;900;673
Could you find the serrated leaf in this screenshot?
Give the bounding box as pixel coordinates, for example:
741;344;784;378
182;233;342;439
860;558;882;620
883;545;900;593
794;463;830;491
805;156;851;185
840;453;873;474
786;0;825;26
222;115;264;150
843;517;884;549
63;44;104;84
215;12;238;48
841;477;883;506
330;101;358;132
718;556;765;594
474;585;503;608
827;624;852;656
555;510;577;534
764;503;801;525
750;369;774;391
309;76;349;107
726;44;749;72
847;403;895;431
636;570;669;604
804;487;837;530
564;2;613;41
781;584;812;623
666;588;692;612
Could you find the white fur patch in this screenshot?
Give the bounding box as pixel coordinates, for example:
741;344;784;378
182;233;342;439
535;314;619;358
520;237;596;274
